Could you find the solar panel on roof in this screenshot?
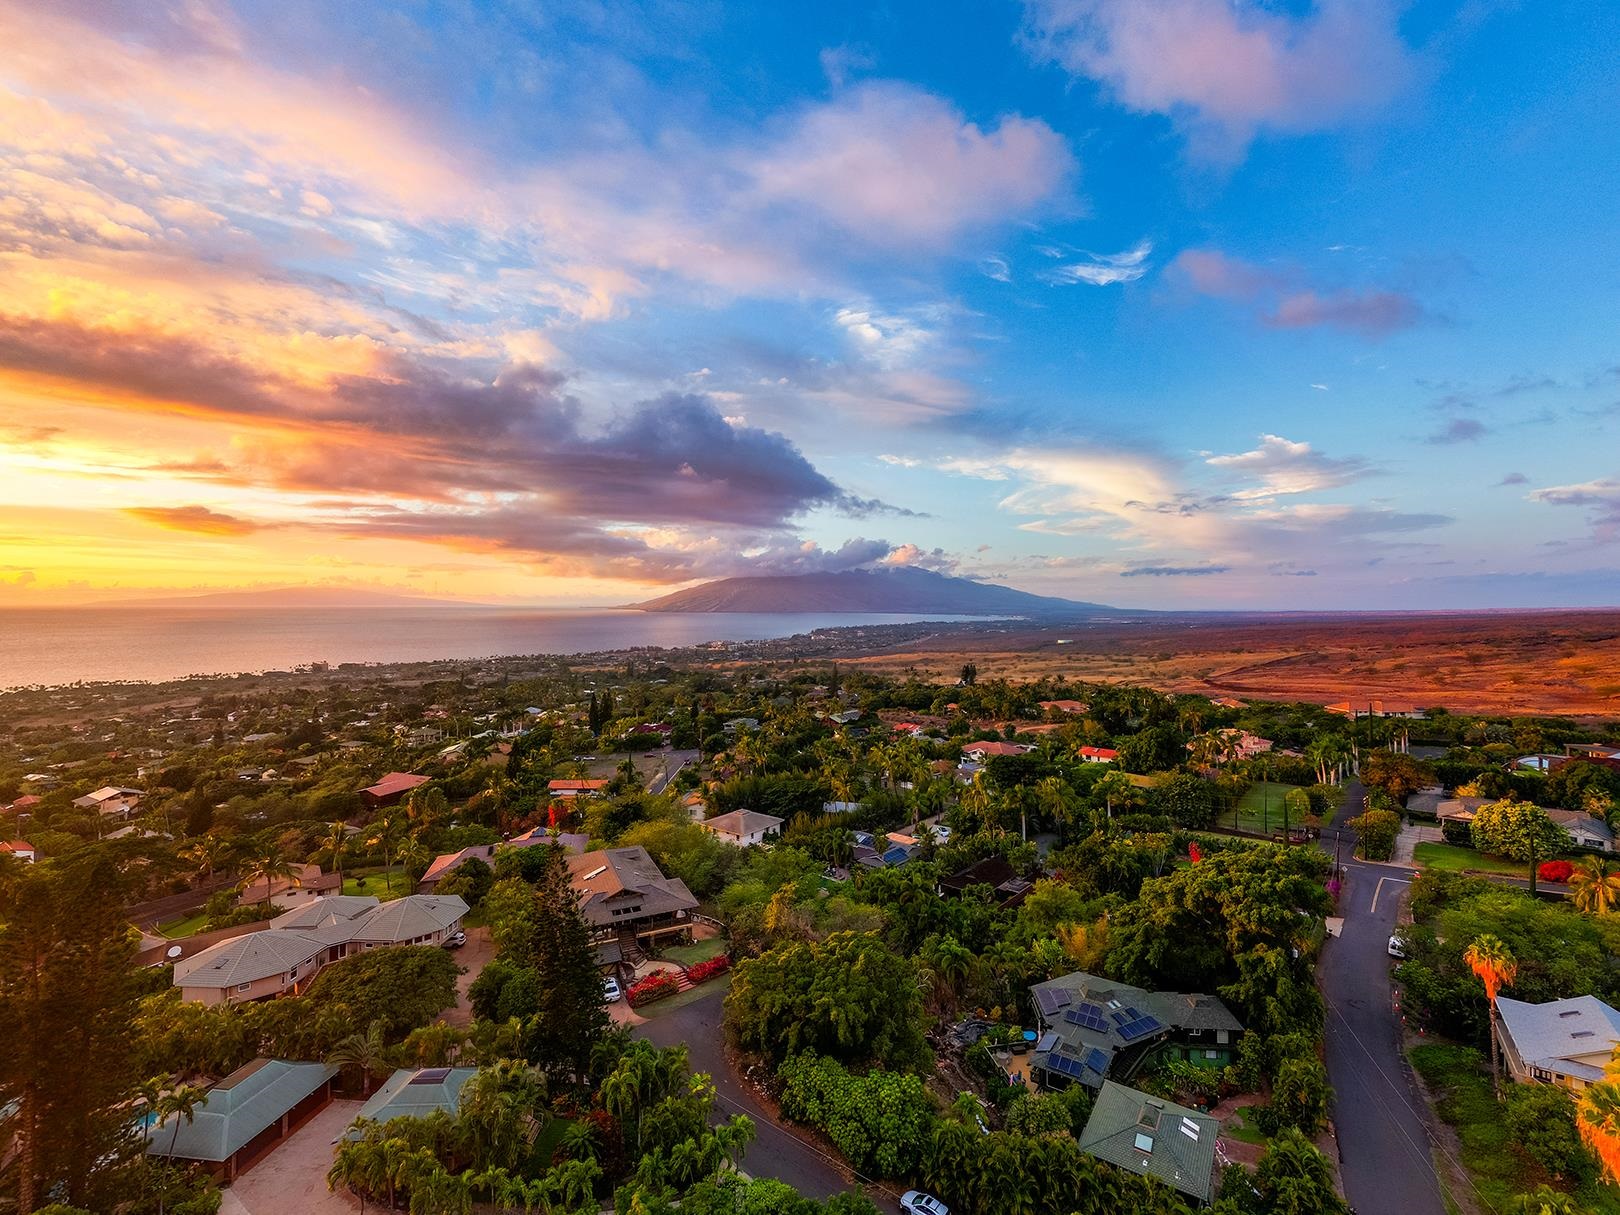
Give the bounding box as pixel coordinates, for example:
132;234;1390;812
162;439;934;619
1116;1014;1165;1043
410;1068;451;1085
1084;1047;1108;1074
1036;987;1063;1016
1045;1054;1085;1079
1110;1010;1129;1025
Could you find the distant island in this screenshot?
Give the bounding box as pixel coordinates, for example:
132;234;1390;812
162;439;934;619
631;567;1118;616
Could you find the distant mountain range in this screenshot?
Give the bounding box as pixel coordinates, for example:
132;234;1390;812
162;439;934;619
632;567;1118;616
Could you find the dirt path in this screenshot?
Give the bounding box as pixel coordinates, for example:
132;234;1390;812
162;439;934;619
439;925;494;1028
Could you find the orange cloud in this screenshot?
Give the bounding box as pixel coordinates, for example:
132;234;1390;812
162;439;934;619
124;505;262;535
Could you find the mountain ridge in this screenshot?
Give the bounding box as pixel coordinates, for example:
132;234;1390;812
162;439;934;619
630;567;1120;616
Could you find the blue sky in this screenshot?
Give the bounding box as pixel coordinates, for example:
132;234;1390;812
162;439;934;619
2;0;1619;607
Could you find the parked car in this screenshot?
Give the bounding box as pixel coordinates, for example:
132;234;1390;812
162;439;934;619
1387;935;1407;959
441;930;466;949
901;1192;949;1215
603;977;622;1003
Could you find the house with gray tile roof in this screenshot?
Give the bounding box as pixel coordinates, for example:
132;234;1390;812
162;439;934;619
1494;994;1620;1091
1029;970;1243;1091
350;1067;477;1131
1078;1081;1219;1205
1545;808;1615;852
173;893;466;1004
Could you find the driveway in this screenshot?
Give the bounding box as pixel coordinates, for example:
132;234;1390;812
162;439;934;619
1318;783;1445;1215
635;988;898;1213
219;1098;363;1215
440;925;494;1027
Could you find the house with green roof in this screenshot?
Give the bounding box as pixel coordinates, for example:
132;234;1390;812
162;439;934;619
351;1066;477;1130
1077;1080;1220;1206
143;1058;335;1180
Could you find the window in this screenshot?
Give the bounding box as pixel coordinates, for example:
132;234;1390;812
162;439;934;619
236;982;251;992
1205;1050;1220;1060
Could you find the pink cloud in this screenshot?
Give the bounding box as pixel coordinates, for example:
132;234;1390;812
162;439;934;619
1026;0;1413;154
751;82;1074;246
1170;249;1424;338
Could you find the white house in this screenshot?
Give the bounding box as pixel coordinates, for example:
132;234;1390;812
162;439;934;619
1494;994;1620;1092
1;840;36;863
698;809;783;847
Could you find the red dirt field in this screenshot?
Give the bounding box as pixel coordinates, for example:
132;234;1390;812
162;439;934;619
833;609;1620;719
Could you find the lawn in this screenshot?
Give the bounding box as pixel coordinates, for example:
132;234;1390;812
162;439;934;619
1221;1109;1268;1147
341;867;409;901
1412;843;1528;877
1410;1043;1620;1214
1219;781;1304;835
157;910;209;939
660;937;727;967
635;973;731;1019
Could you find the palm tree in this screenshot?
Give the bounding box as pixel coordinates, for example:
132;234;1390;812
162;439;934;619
367;811;406;894
321;820;350;888
138;1076;210;1215
1464;934;1518;1097
399;836;432;894
327;1019;391;1096
1094;769;1135;823
1571;856;1620;915
180;834;231;881
1511;1186;1583;1214
238;842;295;913
1577;1052;1620;1186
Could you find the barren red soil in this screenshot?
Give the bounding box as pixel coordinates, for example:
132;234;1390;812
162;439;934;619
836;610;1620;719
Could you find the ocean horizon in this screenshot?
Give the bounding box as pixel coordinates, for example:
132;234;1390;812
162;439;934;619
0;606;974;688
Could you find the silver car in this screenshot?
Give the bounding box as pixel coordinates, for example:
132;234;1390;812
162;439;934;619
900;1192;949;1215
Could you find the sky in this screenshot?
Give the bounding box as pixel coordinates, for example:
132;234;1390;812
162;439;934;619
3;0;1620;610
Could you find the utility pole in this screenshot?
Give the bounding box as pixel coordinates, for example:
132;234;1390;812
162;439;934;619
1529;833;1538;898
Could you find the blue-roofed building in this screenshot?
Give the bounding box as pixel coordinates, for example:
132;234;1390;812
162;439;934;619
143;1058;336;1180
1029;970;1243;1092
350;1067;478;1130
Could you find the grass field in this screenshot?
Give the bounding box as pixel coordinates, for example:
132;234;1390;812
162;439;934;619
661;937;726;967
157;911;209;939
1218;781;1304;835
1412;843;1528;877
1410;1043;1620;1214
342;867;408;901
636;973;732;1019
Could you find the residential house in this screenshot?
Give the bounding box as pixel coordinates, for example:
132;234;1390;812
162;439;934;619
1039;700;1089;715
825;710;861;726
72;785;144;817
962;741;1033;761
1546;808;1615;852
172;894;467;1004
1566;744;1620;761
852;836;915;869
1;840;35;863
548;779;609;798
1325;699;1426;719
1077;1081;1219;1207
358;771;430;808
1078;746;1119;764
4;794;41;814
682;791;709;822
723;717;761;733
938;856;1032;907
143;1058;336;1180
234;863;341;910
417;831;586;893
1029;970;1244;1092
697;809;783;847
1514;754;1569;773
352;1067;477;1130
567;846;698;946
1494;994;1620;1092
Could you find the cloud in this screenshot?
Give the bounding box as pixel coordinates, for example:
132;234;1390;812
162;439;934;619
1171;249;1424;338
1425;417;1488;445
979;255;1012;283
1206;434;1376;498
124;505;261;535
1265;289;1422;337
1039;238;1153;286
1024;0;1414;156
1497;472;1529;486
819;45;877;89
751;82;1074;247
881;543;958;572
1120;564;1230;577
1531;478;1620;541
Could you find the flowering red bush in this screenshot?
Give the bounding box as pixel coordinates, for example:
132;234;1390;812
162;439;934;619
627;971;680;1007
685;954;731;984
1538;859;1574;884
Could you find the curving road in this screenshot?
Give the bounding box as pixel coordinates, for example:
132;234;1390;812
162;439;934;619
1318;783;1446;1215
635;987;900;1212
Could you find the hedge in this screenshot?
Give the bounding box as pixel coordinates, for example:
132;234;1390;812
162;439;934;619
685;954;731;984
627;971;681;1007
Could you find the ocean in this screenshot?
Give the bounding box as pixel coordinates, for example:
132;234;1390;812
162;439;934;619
0;607;969;688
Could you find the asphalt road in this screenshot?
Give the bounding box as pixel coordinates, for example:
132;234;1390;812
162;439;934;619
636;987;900;1212
1317;783;1446;1215
646;748;699;795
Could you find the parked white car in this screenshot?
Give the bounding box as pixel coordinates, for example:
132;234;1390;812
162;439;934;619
603;977;623;1003
441;930;466;949
1387;935;1407;959
901;1192;949;1215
